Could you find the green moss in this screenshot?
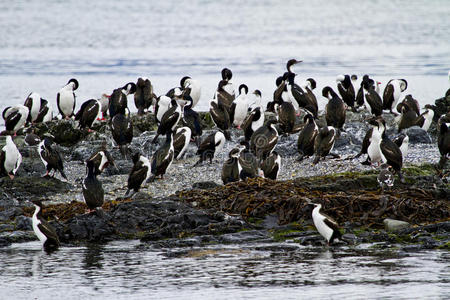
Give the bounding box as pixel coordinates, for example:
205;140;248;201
403;163;436;176
437;241;450;250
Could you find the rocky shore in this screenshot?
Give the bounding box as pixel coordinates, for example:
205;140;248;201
0;99;449;251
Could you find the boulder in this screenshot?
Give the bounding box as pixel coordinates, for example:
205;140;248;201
384;218;411;232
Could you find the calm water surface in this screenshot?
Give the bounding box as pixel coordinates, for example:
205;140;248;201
0;240;448;299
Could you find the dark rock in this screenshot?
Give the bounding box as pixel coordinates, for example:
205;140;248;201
0;224;15;232
433;95;450;121
0;207;23;221
0;231;36;243
0;237;11;247
342;233;358;244
405;127;432;144
0;176;72;201
216;230;269;244
192;181;220;190
60;211;115;242
295;234;325;246
15;215;32;231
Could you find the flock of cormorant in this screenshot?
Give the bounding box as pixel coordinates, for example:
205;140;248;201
1;59;449;251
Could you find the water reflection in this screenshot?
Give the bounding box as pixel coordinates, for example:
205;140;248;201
0;241;448;299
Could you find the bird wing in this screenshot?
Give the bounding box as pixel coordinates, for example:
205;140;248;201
0;149;6;174
241;110;255;133
323;216;340;232
380;139;403;170
382;84;394;109
38;221;60;244
366;90;383;116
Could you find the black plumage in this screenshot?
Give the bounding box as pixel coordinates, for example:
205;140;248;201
182;101;203;140
216;79;235;113
134;77;154;115
241;106;263;142
397;103;418;132
336;75;356;110
195;131;225;165
221;148;242;184
32;200;60;253
149;132;174;182
210;101;231;140
297;114;319;160
378;119;404;182
125;152;151;197
260;151;281;180
38;138;67;179
152;99;181;144
313;126;337;164
323;86;346;131
87;144;117;175
173;127;191;160
111;111;133;159
250;119;279;160
35;98;52;123
75;99;100;130
303;78;319;118
109;82;136;119
238;141;259;180
82;160;104;211
362;79;383;116
397;94;420;116
437;114;450;169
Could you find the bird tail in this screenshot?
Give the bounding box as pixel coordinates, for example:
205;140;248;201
119;145;128;159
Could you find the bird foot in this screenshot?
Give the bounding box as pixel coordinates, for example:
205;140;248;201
8;174;14;180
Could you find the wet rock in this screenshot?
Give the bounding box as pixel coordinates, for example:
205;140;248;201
295;234;324;246
192;181;220;190
60;211;115;242
216;230;269;244
0;231;36;243
48;120;86;146
0;207;23;221
342;233;358;244
0;224;14;232
15;215;32;231
384;218;411;232
405;127;432;144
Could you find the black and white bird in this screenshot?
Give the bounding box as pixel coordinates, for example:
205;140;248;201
221;147;243;185
24;92;42;123
383;79;408;114
241;93;264;141
125;152;151;197
397;103;419;132
397;94;420;116
362;77;383;116
148;132;174;182
273;76;296;134
323;86;346;132
97;93;110;120
230;84;250;129
336;74;356;111
313;126;337;164
437;113;450;169
38;138;67;179
0;135;22;179
214;79;235;114
82;160;104;212
2;105;29;135
152;99;181;144
134;77;154;115
393;133;409;160
220;68;235;98
24;128;41;146
109;82;136;119
209;99;231;141
260;151;281;180
297;114;319;161
180;76;202;108
86;145;117;175
377;164;394;193
300;78;318;118
238;140;259;180
31;200;60;253
182;99;203;142
155;95;173;125
195;131;226;165
57;78;79;119
34;98;53;123
111;108;133;159
354;116;382;165
173;126;192;160
415;106;434;131
311;202;342;245
250;118;279;160
74;99;101;131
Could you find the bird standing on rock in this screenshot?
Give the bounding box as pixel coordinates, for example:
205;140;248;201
152;99;181;144
57;78;79;119
125;152;151;197
437;113;450;170
173;127;192;160
221;147;243;184
323;86;346;132
111;108;133;159
75;99;101;131
309;202;342;245
383;79;408;114
195;131;226;165
241;91;264;142
336;74;356;111
38;137;67;180
87;144;117;175
230;84;250;129
109;82;136;119
209;99;231;141
297;114;319;161
24;92;42;124
148;131;174;182
250;118;278;160
313;126;337;164
32;199;60;253
82;160;104;213
134;77;155;115
0;135;22;179
260;151;281;180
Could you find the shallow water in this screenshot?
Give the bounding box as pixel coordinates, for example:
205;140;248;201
0;240;448;299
